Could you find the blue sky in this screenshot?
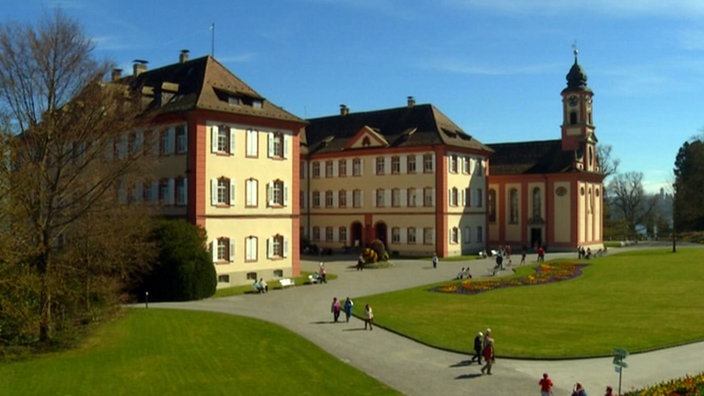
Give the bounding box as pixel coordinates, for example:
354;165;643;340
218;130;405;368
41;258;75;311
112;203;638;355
6;0;704;193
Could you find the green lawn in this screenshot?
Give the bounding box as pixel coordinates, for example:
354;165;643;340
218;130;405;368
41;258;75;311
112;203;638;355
361;247;704;358
0;309;400;396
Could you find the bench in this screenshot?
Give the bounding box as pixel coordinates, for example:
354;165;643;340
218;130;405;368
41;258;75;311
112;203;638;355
279;278;295;288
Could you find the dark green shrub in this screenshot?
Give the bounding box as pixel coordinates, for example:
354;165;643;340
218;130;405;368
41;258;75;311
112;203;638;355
133;220;215;302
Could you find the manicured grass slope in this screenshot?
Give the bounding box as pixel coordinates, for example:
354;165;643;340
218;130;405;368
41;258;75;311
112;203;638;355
0;309;400;396
363;248;704;358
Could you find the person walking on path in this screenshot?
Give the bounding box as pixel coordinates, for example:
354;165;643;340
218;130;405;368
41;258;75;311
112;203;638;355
331;297;341;322
603;385;614;396
571;382;587;396
470;331;483;365
343;297;354;322
432;253;438;269
364;304;374;330
356;255;365;271
318;262;327;284
539;373;554;396
480;332;495;375
520;245;527;265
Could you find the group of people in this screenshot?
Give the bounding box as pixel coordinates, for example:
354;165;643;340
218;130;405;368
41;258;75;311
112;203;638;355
469;328;495;375
539;372;615;396
330;297;374;330
455;267;472;279
252;278;268;293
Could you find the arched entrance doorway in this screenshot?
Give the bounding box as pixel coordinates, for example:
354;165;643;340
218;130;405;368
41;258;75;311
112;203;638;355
374;222;388;250
351;222;363;250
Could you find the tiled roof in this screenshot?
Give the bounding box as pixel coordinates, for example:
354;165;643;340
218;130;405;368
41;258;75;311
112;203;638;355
304;104;493;154
117;56;304;124
487;139;577;175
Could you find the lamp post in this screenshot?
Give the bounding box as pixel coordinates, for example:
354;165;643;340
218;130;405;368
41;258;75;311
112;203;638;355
145;291;149;309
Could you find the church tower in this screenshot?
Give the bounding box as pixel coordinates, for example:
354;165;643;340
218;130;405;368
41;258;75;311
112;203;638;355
561;49;598;172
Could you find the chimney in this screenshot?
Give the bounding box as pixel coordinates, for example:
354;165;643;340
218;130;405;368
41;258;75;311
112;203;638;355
340;104;349;116
407;96;416;108
111;68;122;81
133;59;148;76
179;49;190;63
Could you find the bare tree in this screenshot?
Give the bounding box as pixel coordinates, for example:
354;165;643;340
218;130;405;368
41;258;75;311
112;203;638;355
607;171;659;237
597;144;620;179
0;10;155;345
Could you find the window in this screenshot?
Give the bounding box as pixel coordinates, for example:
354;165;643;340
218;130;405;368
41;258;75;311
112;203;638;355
353;189;362;208
408;227;417;244
325;190;333;208
268;234;285;258
312;227;321;241
464;187;471;207
423;187;433;207
376;157;385;175
449;187;458;207
450;227;459;244
245;236;258;261
570;111;577;125
423;228;433;245
391;188;401;207
449;155;458;173
474;159;484;176
339;227;347;243
476;226;483;243
268;180;286;207
143;180;157;203
246;129;258;157
407;188;417;207
217;274;230;283
352;158;362;176
312;191;320;208
325;227;334;242
160;128;175;155
175;177;187;206
299;190;305;209
268;132;285;158
159;178;174;205
216;237;234;262
391;156;400;174
423;154;433;173
488;189;496;222
376;189;385;207
175;125;187;154
211;177;234;206
464;227;471;244
463;157;470;174
407;155;416;173
338;159;347;177
533;187;542;219
300;161;306;179
325;161;334;177
476;188;483;207
338;190;347;208
509;188;519;224
391;227;400;243
212;125;234;154
312;162;321;178
246;179;258;207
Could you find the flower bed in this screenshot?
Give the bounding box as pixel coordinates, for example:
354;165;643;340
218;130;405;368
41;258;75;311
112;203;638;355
623;373;704;395
433;262;586;295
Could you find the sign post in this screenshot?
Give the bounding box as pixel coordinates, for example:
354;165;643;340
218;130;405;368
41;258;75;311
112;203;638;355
613;348;629;395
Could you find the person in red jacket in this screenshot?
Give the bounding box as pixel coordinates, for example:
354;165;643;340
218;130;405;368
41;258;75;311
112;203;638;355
539;373;554;396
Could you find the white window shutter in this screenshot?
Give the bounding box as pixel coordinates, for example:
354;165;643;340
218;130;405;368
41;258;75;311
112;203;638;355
400;159;407;174
211;179;218;206
283;238;289;258
167;127;175;154
135;131;144;153
229;239;235;262
400;229;407;244
432;188;436;206
267;238;273;258
167;178;175;205
267;182;273;206
283;183;289;206
183;177;188;205
384;158;390;174
210;241;217;262
448;189;452;206
151;181;158;203
384;190;390;206
347;190;352;206
267;133;274;157
183;125;188;152
229;128;236;155
360;190;364;207
211;126;218;153
230;181;236;206
283;135;289;159
400;190;407;207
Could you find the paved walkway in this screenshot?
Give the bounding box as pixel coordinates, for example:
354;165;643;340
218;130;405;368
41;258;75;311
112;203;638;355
154;251;704;395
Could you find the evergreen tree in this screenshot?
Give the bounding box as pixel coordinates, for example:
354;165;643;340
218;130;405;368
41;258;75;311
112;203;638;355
673;138;704;231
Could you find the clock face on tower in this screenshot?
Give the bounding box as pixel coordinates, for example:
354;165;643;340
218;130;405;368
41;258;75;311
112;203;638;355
568;95;579;107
